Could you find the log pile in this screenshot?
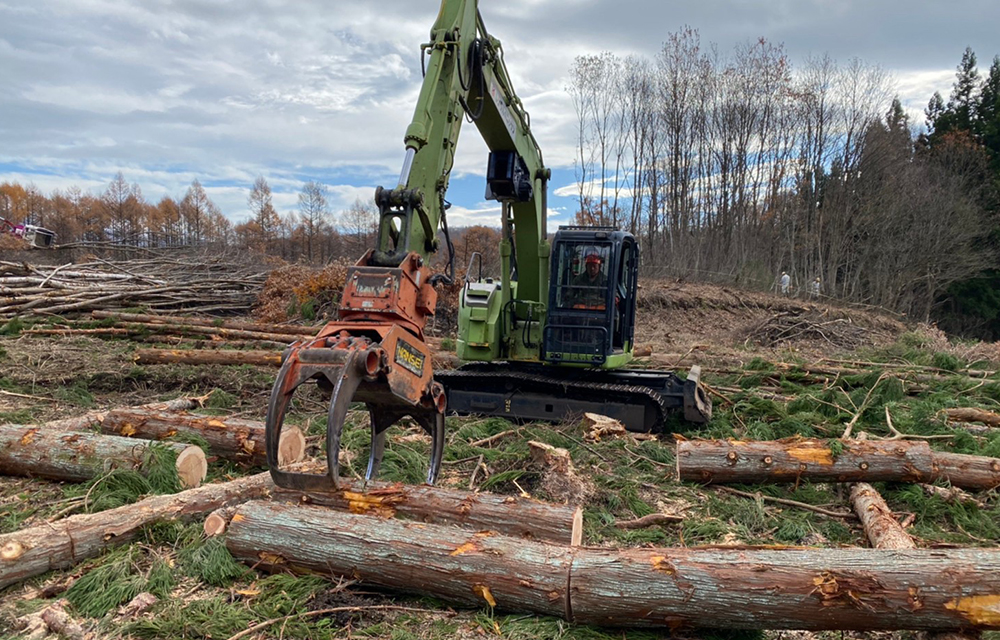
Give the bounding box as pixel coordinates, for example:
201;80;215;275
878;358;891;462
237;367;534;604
0;258;267;319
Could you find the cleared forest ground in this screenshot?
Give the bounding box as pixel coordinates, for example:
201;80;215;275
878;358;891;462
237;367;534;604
0;278;998;640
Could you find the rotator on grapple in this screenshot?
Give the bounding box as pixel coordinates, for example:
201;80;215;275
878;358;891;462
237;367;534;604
265;0;711;491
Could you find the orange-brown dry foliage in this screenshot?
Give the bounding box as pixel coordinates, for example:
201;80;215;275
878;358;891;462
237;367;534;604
254;261;350;323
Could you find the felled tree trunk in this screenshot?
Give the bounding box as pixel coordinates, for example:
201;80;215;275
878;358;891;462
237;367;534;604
0;425;206;488
37;397;201;431
676;438;1000;491
226;500;1000;631
134;348;281;367
850;483;915;550
90;310;319;336
270;477;583;546
0;471;274;590
100;408;305;467
942;408;1000;428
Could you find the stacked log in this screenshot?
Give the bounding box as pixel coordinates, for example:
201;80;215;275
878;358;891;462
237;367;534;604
676;438;1000;491
0;424;206;488
225;501;1000;631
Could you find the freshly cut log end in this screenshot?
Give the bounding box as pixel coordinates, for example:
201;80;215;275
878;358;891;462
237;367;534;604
203;506;241;537
277;427;306;466
175;446;208;489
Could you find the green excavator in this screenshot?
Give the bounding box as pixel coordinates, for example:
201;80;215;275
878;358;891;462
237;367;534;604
264;0;711;491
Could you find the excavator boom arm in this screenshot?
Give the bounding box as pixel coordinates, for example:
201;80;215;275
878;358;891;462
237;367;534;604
265;0;548;491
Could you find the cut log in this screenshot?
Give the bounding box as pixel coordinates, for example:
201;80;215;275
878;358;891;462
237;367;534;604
0;425;206;488
676;437;1000;491
0;471;274;590
100;408;305;467
226;500;1000;630
134;348;282;367
203;506;241;537
271;477;583;546
942;407;1000;428
90;310;319;336
933;451;1000;491
36;396;201;431
850;483;915;550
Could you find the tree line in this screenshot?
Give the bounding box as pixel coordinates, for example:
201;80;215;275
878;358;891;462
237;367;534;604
0;174;385;263
0;172;503;278
569;31;1000;333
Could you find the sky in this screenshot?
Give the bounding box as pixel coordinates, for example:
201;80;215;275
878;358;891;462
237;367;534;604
2;0;999;232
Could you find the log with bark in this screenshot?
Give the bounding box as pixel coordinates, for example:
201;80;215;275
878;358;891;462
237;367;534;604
134;347;461;371
99;407;305;467
942;407;1000;429
850;483;983;640
90;310;318;336
226;500;1000;630
676;437;1000;490
850;482;915;550
0;425;206;488
0;471;274;590
35;396;202;431
269;477;583;546
134;348;282;367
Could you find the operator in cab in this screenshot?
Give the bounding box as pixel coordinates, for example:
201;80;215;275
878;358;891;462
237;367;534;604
570;252;607;308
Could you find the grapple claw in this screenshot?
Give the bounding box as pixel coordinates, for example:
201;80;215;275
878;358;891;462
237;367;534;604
265;325;446;491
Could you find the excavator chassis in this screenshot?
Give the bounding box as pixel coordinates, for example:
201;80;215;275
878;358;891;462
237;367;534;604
435;363;712;432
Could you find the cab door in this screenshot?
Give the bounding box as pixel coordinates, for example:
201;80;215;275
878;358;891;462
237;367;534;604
613;236;638;352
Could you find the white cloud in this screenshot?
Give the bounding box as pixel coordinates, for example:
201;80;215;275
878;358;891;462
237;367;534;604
2;0;996;226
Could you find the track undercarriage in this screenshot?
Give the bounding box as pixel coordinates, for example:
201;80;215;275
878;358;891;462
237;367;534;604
435;362;712;432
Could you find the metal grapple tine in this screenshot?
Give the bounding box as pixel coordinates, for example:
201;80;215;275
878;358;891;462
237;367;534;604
325;351;365;488
365;405;394;481
415;411;445;485
264;358;295;477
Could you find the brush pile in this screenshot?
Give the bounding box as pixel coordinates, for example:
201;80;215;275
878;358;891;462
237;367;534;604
0;256;267;320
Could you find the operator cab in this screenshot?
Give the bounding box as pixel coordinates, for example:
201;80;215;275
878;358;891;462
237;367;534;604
544;226;638;366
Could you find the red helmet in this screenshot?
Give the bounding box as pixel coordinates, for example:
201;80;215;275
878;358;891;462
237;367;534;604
585;253;602;265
